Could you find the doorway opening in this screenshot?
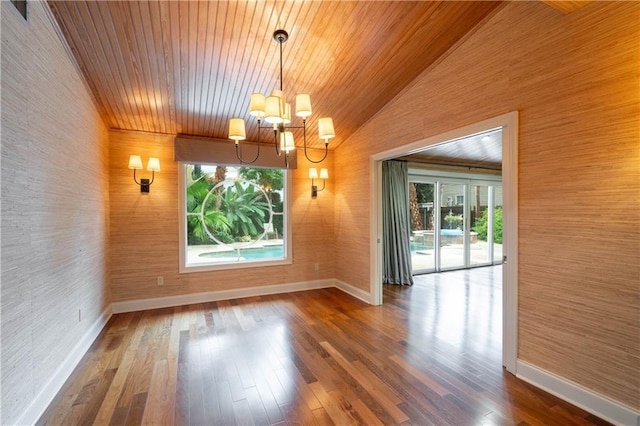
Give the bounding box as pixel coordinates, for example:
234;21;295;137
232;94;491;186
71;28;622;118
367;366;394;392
370;112;518;372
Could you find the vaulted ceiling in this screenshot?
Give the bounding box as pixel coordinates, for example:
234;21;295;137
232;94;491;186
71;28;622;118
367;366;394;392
48;1;503;150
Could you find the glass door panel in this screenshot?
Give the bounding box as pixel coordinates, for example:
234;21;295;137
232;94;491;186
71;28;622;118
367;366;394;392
410;182;435;273
470;185;491;266
440;183;465;270
493;186;504;264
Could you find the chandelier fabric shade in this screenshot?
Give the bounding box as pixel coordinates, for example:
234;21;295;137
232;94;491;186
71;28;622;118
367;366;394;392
295;94;312;118
318;117;335;141
228;118;246;142
280;131;295;153
228;29;336;167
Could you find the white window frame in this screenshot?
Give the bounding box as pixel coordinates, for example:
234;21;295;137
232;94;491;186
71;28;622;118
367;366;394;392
178;162;293;273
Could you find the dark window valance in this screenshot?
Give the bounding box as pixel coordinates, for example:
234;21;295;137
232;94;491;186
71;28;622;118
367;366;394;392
174;135;297;169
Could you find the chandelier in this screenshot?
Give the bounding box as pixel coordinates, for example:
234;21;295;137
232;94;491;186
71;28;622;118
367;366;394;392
228;29;335;167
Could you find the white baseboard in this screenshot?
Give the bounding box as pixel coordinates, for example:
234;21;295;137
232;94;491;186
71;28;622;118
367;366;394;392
517;360;640;426
112;279;336;313
334;279;372;304
16;307;113;426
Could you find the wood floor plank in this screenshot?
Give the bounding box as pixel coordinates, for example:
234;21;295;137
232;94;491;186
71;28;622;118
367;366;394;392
38;266;613;426
308;382;358;425
92;315;148;425
244;385;270;426
124;392;147;426
389;353;449;396
250;364;285;424
274;364;322;411
320;341;409;423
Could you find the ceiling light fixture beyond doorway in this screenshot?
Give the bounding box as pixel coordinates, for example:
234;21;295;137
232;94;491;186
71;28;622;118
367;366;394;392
228;29;336;168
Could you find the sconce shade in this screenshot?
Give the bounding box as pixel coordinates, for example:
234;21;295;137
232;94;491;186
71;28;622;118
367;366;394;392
229;118;247;141
319;168;329;180
129;155;158;193
309;168;318;179
128;155;143;170
318;117;335;141
295;94;312;118
249;93;266;117
147;157;161;172
280;131;295;153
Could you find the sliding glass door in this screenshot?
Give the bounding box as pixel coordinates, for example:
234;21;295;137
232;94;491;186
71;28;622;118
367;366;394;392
470;184;491;267
409;182;435;273
440;183;466;270
493;186;503;264
409;172;502;275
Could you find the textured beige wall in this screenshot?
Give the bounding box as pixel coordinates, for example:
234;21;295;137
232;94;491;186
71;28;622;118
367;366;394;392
109;130;335;302
0;2;110;423
334;1;639;409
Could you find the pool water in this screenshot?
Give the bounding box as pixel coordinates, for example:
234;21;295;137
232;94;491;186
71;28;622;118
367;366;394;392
200;245;284;260
411;242;433;253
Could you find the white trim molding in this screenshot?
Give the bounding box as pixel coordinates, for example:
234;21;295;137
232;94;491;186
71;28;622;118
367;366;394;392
112;279;336;313
334;279;372;304
17;308;113;426
517;360;640;426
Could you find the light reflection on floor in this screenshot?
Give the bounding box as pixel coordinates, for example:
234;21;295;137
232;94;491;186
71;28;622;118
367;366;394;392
404;266;502;366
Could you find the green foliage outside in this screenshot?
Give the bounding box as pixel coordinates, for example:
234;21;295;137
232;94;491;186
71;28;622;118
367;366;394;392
186;169;230;245
414;183;434;204
473;207;503;244
444;212;463;230
186;164;284;245
220;181;270;237
239;167;284;234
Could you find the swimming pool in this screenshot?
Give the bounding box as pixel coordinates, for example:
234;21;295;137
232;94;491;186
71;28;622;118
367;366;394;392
199;245;284;260
411;242;433;253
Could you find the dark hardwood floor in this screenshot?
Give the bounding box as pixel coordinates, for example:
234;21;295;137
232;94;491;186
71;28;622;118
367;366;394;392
38;266;610;425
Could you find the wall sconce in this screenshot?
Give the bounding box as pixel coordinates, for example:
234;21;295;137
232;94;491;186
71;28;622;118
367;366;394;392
128;155;160;192
309;167;328;198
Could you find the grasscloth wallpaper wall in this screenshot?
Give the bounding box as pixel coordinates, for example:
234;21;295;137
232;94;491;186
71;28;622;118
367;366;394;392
334;1;639;410
109;130;335;303
1;0;638;422
1;2;110;424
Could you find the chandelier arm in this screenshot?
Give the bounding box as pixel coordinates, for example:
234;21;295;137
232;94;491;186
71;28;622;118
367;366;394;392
234;119;263;164
302;118;329;163
303;142;329;163
235;142;260;164
273;128;281;157
148;171;155;185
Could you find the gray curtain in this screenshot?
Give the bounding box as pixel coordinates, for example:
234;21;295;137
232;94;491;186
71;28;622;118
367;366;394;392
382;160;414;285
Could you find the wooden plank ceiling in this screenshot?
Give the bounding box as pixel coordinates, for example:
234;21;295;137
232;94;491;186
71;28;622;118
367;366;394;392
397;128;503;170
48;1;502;149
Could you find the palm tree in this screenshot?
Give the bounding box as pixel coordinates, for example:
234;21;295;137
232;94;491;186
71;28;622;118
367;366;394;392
186;167;230;244
220;181;270;238
409;183;423;231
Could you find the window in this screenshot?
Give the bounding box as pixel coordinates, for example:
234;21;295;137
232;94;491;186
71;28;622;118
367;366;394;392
179;163;291;272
